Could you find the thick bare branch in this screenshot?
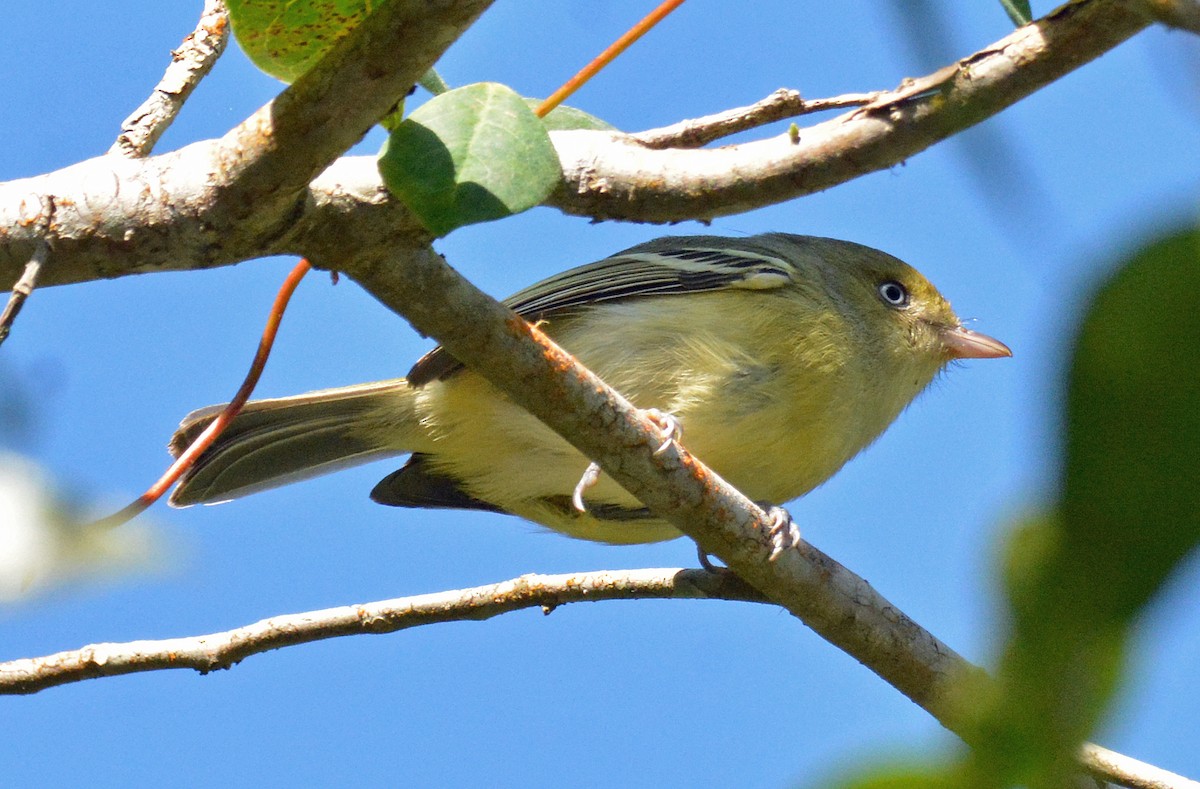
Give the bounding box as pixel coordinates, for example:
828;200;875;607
0;568;765;695
0;0;1153;289
209;0;494;227
0;0;485;288
109;0;231;158
325;217;1195;789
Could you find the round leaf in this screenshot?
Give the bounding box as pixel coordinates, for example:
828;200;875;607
378;83;561;237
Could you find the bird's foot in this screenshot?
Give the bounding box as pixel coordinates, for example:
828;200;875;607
766;506;802;560
643;408;682;455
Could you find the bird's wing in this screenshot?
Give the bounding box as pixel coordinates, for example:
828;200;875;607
370;453;506;512
406;240;796;385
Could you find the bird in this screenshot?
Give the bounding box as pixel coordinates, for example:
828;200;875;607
167;233;1010;544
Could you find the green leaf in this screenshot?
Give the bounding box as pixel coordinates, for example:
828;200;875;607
998;0;1033;26
524;100;616;132
226;0;372;82
378;83;561;237
965;224;1200;787
1062;225;1200;617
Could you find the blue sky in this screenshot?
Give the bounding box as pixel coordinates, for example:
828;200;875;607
1;2;1198;786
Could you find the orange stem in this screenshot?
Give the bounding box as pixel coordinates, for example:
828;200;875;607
95;259;313;527
535;0;688;118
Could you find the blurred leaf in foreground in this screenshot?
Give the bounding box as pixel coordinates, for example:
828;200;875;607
969;224;1200;786
0;452;167;605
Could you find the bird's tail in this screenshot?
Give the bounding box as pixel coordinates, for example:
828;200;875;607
167;379;419;507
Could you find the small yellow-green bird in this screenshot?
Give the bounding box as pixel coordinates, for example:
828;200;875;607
169;234;1010;544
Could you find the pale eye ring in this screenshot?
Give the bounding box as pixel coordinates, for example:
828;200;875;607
878;280;910;308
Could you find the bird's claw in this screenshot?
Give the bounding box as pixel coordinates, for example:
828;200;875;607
766;506;801;560
643;408;682;455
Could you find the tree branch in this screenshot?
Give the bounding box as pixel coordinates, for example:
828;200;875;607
0;568;765;695
1079;744;1200;789
109;0;231;158
324;221;1195;789
0;0;1152;289
0;0;488;288
0;240;47;347
0;541;1189;789
547;0;1151;222
629;87;881;149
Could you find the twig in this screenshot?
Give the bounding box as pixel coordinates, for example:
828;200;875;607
537;0;688;116
1080;743;1200;789
0;241;48;347
0;568;765;695
91;259;311;527
548;0;1152;222
631;88;881;149
109;0;231;158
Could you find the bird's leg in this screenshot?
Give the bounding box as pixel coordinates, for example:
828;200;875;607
765;506;802;560
571;462;602;513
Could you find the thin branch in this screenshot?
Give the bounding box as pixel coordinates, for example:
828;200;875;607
92;260;311;527
109;0;231;158
0;241;47;347
548;0;1152;222
0;568;765;695
630;88;881;149
537;0;688;116
1080;744;1200;789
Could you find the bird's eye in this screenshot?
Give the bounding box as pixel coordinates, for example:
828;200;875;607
878;280;910;308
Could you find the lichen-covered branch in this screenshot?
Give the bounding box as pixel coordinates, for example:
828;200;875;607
0;568;765;695
109;0;231;158
0;0;1152;290
548;0;1151;222
0;0;488;288
628;87;881;149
